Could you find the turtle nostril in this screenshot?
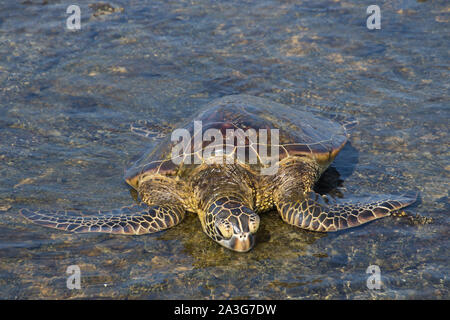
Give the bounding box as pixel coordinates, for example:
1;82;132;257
238;233;248;240
229;232;255;252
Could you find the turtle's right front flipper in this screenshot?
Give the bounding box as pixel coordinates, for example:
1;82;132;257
20;203;185;235
276;191;417;232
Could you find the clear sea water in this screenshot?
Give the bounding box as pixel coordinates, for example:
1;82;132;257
0;0;448;299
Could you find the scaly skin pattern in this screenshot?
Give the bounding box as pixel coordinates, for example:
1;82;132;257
19;94;417;252
20;157;417;250
271;158;416;232
203;196;259;252
20;204;185;235
20;175;189;236
20;157;417;251
276;191;417;232
186;163;259;251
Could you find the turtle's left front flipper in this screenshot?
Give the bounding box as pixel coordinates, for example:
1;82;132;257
276;191;417;232
20;203;185;235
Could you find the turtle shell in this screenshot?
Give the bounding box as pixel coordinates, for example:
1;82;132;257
125;95;350;187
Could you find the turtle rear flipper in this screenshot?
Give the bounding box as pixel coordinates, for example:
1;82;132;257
20;203;185;235
130;120;172;139
276;191;417;232
342;117;358;134
324;113;358;135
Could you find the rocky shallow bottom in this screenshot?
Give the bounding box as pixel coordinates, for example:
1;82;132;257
0;0;448;299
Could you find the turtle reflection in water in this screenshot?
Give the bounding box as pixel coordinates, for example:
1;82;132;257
21;95;416;252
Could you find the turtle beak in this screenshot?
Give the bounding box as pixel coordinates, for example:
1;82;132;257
228;232;255;252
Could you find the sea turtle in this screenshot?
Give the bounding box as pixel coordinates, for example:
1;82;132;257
20;95;417;252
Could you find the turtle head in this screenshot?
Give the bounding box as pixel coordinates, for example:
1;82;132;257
205;197;259;252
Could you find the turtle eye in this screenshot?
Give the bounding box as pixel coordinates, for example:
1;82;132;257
217;220;233;239
249;214;260;234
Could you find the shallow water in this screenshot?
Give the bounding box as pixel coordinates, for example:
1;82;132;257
0;0;448;299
